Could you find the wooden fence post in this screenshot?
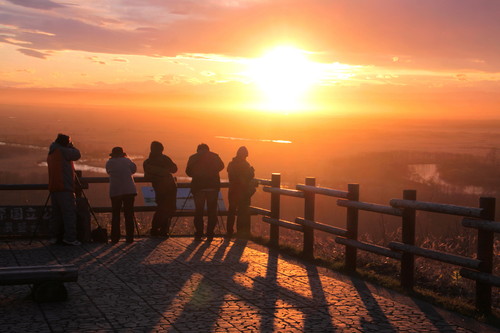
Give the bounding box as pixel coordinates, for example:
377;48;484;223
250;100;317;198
401;189;417;290
303;177;315;259
345;184;359;273
270;173;281;247
476;197;496;314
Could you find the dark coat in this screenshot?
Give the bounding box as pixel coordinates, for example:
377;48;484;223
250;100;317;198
47;142;81;192
227;156;255;203
143;153;177;195
185;150;224;193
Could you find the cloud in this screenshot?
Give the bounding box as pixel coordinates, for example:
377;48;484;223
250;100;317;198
6;0;66;10
87;56;106;65
17;48;50;59
112;57;129;63
0;0;499;72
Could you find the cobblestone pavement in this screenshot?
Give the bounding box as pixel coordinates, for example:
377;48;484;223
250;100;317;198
0;237;498;332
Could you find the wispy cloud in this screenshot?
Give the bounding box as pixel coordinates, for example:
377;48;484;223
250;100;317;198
6;0;66;10
0;0;498;71
17;48;51;59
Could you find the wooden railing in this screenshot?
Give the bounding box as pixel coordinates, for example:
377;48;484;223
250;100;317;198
0;175;229;215
251;173;499;314
0;174;231;236
1;172;498;313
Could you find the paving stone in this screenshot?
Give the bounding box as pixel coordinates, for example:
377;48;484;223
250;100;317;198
0;238;497;332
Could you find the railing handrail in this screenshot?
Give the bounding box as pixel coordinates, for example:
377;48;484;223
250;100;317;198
0;178;230;190
390;198;482;218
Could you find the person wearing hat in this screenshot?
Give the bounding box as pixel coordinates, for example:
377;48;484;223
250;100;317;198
106;146;137;243
47;133;82;246
143;141;178;237
226;146;255;238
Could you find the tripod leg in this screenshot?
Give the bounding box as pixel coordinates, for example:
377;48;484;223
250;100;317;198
169;190;191;236
30;193;51;245
216;197;226;236
133;214;140;237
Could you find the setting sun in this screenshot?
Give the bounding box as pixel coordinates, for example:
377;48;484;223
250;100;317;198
246;46;323;112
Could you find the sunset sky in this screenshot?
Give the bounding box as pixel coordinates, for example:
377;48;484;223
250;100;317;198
0;0;499;117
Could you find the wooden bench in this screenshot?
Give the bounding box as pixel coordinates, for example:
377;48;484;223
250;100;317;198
0;264;78;302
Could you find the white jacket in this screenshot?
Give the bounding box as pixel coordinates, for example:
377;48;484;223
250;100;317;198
106;157;137;197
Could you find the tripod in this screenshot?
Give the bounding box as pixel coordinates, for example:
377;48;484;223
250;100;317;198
169;188;191;235
75;175;141;237
29;192;51;245
169;189;226;237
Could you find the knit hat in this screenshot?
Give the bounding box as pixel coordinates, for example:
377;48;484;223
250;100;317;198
150;141;164;154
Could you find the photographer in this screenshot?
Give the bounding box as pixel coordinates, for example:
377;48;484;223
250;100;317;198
47;133;81;246
143;141;177;238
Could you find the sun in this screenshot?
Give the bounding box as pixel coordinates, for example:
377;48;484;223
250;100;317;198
246;45;322;113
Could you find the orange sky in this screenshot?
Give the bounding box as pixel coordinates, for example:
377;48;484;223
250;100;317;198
0;0;499;118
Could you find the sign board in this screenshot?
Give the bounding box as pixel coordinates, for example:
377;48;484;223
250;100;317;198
0;206;51;235
141;187;226;211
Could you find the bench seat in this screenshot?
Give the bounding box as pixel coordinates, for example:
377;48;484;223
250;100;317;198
0;264;78;302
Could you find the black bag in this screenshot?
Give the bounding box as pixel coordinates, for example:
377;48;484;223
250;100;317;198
91;226;108;243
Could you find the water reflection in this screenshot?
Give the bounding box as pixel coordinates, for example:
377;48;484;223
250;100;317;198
408;163;485;195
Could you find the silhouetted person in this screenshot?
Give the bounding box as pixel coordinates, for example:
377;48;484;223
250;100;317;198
226;146;255;238
47;133;81;246
106;147;137;243
186;143;224;242
144;141;177;237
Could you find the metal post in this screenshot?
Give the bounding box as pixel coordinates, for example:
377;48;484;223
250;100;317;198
345;184;359;272
401;189;416;290
303;177;315;259
270;173;281;247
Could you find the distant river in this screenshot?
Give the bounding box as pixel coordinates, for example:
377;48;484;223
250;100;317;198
408;163;486;195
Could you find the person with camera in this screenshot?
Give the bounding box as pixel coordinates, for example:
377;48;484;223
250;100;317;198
186;143;224;242
106;146;137;243
143;141;178;238
47;133;82;246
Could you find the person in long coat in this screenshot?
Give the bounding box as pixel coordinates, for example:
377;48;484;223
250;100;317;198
185;143;224;242
143;141;177;237
226;146;255;238
106;146;137;243
47;133;82;246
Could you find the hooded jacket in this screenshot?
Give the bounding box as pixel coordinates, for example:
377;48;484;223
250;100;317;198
185;150;224;193
47;142;81;192
227;156;255;201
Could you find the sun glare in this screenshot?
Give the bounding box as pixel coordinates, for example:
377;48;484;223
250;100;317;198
246;46;322;113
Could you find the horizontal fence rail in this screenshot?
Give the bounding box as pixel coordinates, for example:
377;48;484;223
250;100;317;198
295;184;348;198
462;218;500;233
390;199;483;218
337;200;402;216
388;242;483;270
336;238;402;260
262;186;305;198
262;217;303;232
